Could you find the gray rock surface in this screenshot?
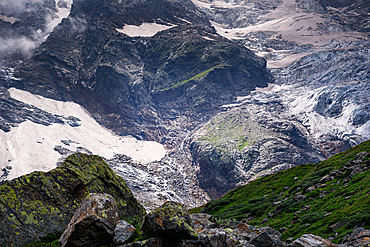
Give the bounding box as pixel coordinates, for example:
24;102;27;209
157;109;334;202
114;220;137;245
290;234;337;247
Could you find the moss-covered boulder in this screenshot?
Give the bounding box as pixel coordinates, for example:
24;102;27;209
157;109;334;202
0;153;146;247
142;201;198;240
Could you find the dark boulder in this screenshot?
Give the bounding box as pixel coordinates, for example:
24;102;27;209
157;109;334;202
142;201;198;240
59;193;119;247
191;213;218;232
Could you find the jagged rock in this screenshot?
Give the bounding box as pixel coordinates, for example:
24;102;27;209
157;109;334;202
191;213;218;231
126;216;292;247
114;220;137;245
329;170;343;177
290;234;337;247
142;201;198;240
306;186;316;192
186;230;228;247
0;153;145;247
59;193;119;247
350;167;364;177
122;237;179;247
354;152;369;161
250;232;275;247
342;227;370;247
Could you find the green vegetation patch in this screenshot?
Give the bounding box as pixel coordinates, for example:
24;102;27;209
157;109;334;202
198;111;272;151
195;140;370;243
158;63;225;91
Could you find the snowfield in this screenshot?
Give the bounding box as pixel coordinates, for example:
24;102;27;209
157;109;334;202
0;88;167;180
116;22;176;37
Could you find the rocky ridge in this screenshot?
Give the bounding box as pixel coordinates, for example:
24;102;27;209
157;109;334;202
2;140;370;246
1;0;271;208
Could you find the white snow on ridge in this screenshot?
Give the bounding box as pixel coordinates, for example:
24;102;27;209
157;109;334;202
1;88;167;180
116;23;176;37
289;85;369;142
47;0;73;32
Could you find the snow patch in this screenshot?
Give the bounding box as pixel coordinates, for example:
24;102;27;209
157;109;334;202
116;23;176;37
1;88;166;180
0;14;19;24
46;0;72;32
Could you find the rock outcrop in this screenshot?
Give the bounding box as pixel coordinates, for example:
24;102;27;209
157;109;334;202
142;201;198;240
0;153;145;247
291;234;337;247
59;193;120;247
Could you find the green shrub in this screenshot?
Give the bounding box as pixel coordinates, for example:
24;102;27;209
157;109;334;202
250;201;271;216
215;204;251;220
301;212;327;224
201;198;232;213
347;208;370;228
248;197;265;204
300;167;333;191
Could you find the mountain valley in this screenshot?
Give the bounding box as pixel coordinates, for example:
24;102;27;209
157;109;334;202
0;0;369;209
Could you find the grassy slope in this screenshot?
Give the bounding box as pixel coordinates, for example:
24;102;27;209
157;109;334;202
157;63;225;91
191;139;370;243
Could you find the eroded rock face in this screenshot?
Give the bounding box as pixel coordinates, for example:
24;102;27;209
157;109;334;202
342;228;370;247
59;193;120;247
114;220;138;245
142;201;198;240
0;153;145;247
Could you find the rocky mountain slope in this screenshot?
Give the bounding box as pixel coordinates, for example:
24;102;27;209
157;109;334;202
0;0;369;207
188;0;370;198
3;140;370;247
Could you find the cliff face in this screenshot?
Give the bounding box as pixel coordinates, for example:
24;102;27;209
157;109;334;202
0;153;145;247
12;0;271;142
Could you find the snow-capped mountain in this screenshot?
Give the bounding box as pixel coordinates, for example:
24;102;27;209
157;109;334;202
0;0;369;207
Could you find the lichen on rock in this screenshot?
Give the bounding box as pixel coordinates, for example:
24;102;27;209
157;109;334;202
142;201;198;240
0;153;145;247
